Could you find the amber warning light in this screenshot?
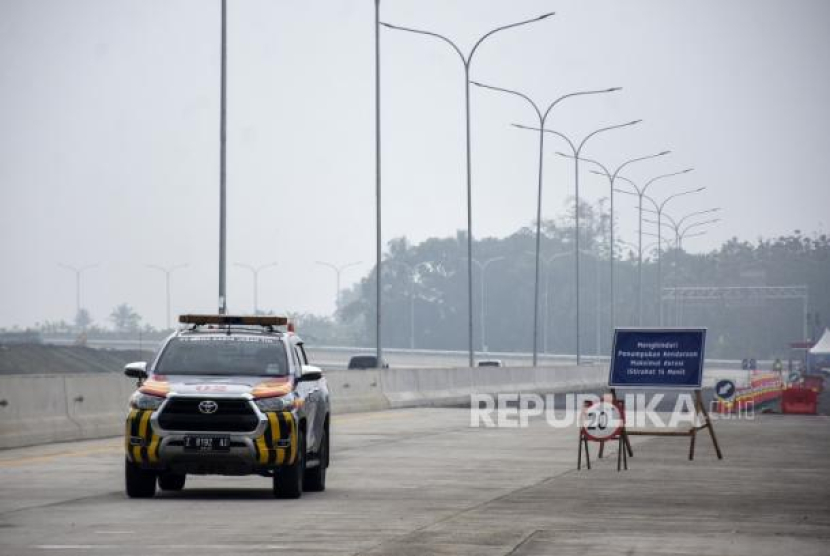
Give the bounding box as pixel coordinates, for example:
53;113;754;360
179;314;289;327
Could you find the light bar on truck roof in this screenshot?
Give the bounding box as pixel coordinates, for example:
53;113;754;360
179;314;289;326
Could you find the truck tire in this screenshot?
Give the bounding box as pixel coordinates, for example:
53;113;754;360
158;472;186;491
303;426;328;492
125;459;156;498
274;429;305;499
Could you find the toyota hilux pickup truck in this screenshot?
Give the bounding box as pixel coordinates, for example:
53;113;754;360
123;314;330;499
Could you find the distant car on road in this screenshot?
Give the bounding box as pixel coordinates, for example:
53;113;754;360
347;355;388;370
477;359;503;367
122;314;330;499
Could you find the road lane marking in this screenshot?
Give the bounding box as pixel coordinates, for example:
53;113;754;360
35;545;290;550
0;445;120;468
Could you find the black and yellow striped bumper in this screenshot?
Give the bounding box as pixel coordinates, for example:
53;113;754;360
125;409;161;465
124;409;297;469
254;411;298;467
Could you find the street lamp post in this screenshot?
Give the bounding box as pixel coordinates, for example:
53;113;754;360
218;0;228;315
234;262;278;314
58;263;98;320
472;82;621;366
514;121;641;364
471;257;504;353
381;12;555;368
525;251;571;355
146;264;188;330
386;261;431;350
315;261;363;311
565;151;669;335
612;168;694;325
649;209;721;324
374;0;383;372
617;183;706;324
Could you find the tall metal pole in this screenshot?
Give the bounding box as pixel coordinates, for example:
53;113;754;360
218;0;228;315
75;271;80;316
374;0;382;366
235;262;278;314
631;187;706;325
382;13;554;368
147;264;188;329
315;261;362;310
464;69;474;366
472;257;504;352
571;152;670;337
474;82;620;366
516;121;641;364
575;155;582;360
59;264;97;320
653;210;720;324
613;168;693;325
385;260;429;350
635;193;647;325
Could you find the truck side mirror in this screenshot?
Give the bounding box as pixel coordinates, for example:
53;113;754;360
299;365;323;382
124;361;148;381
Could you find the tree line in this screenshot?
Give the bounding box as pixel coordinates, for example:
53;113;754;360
328;200;828;360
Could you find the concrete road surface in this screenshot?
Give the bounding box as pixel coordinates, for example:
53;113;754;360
1;408;828;555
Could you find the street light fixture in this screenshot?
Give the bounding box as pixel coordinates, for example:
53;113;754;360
514;120;641;364
58;263;98;321
564;151;669;334
381;12;555;368
471;257;505;353
385;260;432;350
612;167;694;325
146;264;188;330
234;262;278;314
315;261;363;312
617;182;706;324
648;209;721;324
524;250;601;357
472;82;621;365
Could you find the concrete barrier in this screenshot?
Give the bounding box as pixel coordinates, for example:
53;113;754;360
380;365;608;409
64;374;135;440
0;364;607;449
0;373;134;449
324;369;390;414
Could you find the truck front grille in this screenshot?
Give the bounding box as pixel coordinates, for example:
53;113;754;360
158;398;259;432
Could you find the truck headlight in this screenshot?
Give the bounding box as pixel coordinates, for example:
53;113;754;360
130;391;164;410
255;394;293;412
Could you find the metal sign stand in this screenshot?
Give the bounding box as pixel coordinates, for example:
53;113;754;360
598;388;723;461
578;400;628;471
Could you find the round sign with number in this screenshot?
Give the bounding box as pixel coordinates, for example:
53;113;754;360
580;401;624;442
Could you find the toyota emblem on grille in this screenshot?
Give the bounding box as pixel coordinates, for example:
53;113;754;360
198;400;219;414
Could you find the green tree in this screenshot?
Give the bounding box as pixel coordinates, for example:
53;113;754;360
109;304;141;333
74;309;92;330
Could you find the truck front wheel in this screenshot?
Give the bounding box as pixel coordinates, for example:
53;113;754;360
125;459;156;498
273;429;305;499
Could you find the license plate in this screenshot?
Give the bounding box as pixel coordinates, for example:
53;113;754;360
183;436;231;452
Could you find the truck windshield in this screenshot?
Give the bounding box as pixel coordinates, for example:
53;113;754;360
154;336;289;376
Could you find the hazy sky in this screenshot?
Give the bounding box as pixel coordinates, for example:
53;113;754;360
1;0;829;328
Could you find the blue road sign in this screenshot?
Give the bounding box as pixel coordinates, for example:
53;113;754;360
714;379;736;401
609;328;707;388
